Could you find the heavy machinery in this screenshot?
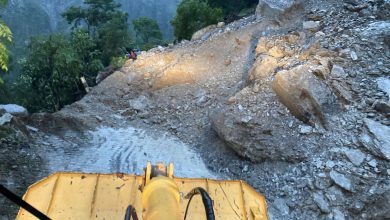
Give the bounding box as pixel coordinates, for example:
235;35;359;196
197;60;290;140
3;163;268;220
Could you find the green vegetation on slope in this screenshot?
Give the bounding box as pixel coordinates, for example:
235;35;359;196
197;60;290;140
11;0;134;112
13;35;85;112
171;0;257;41
62;0;132;65
171;0;222;41
0;0;12;103
3;0;167;112
0;0;12;82
133;17;164;50
207;0;258;20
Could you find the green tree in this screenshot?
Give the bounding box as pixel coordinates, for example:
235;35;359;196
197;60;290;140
62;0;132;65
97;12;132;64
207;0;257;18
70;29;103;85
0;0;12;83
13;35;83;112
133;17;164;50
171;0;222;41
62;0;121;37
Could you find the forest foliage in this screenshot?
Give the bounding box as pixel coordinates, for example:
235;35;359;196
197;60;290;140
171;0;257;40
171;0;222;41
207;0;258;19
0;0;12;81
6;0;164;112
133;17;164;50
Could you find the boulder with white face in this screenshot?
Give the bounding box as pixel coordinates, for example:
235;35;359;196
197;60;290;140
0;104;28;117
256;0;304;21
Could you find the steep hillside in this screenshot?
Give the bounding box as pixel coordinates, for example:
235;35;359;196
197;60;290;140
1;0;389;219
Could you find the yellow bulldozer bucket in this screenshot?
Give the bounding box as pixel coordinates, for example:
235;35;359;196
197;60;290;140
15;163;268;220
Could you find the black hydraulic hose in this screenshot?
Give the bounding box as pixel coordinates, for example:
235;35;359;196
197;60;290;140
184;187;215;220
124;205;138;220
0;184;51;220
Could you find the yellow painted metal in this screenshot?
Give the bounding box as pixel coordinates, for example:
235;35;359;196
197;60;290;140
141;162;181;220
142;176;181;220
16;173;268;220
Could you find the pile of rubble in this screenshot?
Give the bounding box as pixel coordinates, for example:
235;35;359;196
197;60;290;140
120;0;390;219
0;105;45;219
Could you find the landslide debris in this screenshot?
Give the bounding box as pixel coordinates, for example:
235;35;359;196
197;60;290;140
0;109;45;219
1;0;389;219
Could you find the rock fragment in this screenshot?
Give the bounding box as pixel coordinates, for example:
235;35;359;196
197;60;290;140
273;198;289;215
361;119;390;160
331;65;347;78
247;55;278;82
303;21;320;31
313;192;331;213
332;208;346;220
367;159;377;168
377;77;390;100
344;148;365;166
129;95;150;112
331;81;353;104
373;101;390;114
217;22;225;28
350;51;358;61
299;125;313;134
0;113;13;126
329;170;353;192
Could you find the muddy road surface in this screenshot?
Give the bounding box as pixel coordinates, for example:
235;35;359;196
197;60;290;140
39;126;215;177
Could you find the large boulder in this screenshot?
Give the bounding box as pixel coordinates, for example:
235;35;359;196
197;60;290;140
0;104;28;117
272;65;339;127
256;0;304;21
211;108;306;162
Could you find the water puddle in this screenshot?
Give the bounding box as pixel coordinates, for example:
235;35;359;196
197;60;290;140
42;127;214;178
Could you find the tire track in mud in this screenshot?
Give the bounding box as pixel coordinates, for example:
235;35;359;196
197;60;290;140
42;127;215;178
